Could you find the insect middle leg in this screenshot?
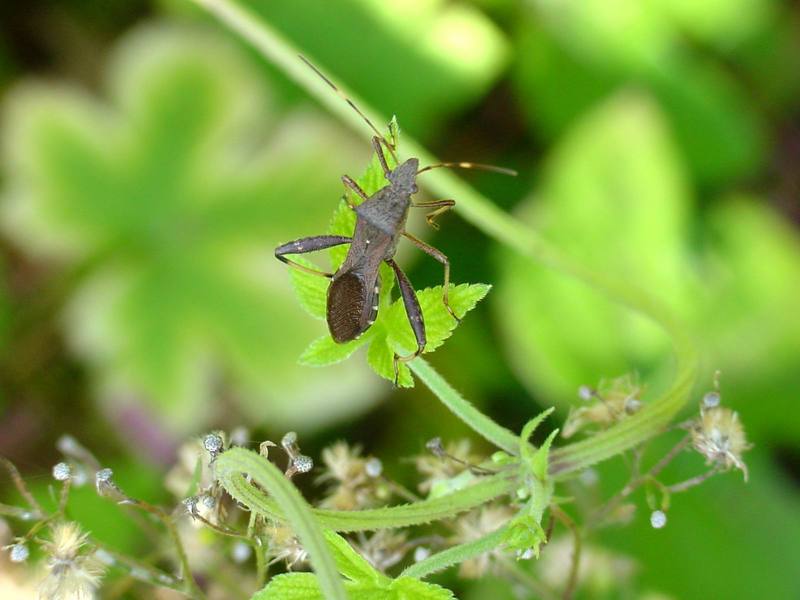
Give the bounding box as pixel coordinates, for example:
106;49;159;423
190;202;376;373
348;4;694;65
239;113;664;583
401;232;460;322
386;258;426;386
411;198;456;230
275;235;352;278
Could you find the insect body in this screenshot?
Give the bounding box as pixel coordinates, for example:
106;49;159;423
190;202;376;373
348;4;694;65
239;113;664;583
275;57;514;383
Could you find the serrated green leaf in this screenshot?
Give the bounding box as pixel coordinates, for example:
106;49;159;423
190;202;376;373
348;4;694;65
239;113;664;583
387;283;490;355
324;531;387;585
392;577;455;600
367;334;412;388
299;334;366;367
530;428;559;481
251;573;323;600
288;256;331;321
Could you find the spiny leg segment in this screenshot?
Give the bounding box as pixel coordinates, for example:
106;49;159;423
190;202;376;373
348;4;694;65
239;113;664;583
402;231;460;323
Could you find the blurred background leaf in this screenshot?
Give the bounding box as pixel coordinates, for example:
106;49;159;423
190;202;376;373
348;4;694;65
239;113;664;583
0;23;382;433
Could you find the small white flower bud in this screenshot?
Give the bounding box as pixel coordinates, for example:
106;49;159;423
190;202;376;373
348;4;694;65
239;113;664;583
702;391;721;409
182;496;199;513
229;427;249;447
365;457;383;478
579;468;598;486
281;431;298;448
292;455;314;474
96;468;113;483
624;398;642;414
517;548;535;560
232;541;252;563
578;385;594;401
650;510;667;529
9;543;29;563
413;546;430;562
203;433;224;454
52;462;72;481
201;495;216;509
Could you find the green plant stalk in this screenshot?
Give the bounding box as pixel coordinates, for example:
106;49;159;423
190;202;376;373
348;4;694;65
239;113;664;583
223;468;515;531
400;525;509;579
409;358;519;453
215;449;347;600
195;0;698;475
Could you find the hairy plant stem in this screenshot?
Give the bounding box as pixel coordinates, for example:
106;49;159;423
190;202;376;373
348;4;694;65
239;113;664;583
215;448;347;600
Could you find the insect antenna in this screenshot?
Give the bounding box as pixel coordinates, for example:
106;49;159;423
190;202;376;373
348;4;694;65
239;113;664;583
299;55;398;163
417;162;517;177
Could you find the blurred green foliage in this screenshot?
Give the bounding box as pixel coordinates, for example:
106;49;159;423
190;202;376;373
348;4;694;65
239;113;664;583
0;0;798;598
1;23;393;432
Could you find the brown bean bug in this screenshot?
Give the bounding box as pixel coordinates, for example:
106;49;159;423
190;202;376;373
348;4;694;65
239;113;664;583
276;57;515;384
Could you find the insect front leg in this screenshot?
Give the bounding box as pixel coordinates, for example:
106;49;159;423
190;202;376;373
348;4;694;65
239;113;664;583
341;175;369;208
401;232;460;323
275;235;352;278
386;259;426;386
411;198;456;230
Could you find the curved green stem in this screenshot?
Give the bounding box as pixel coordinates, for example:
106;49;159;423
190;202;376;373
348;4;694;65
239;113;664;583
215;449;347;600
195;0;699;477
409;358;519;453
222;468;514;532
400;525;508;579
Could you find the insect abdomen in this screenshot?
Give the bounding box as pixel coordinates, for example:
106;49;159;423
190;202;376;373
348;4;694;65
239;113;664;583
327;271;379;343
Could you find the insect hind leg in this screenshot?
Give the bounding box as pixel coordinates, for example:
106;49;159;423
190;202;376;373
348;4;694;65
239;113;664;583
275;235;352;278
387;259;426;386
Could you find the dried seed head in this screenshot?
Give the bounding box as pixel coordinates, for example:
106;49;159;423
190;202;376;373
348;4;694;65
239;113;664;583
691;406;751;480
9;543;29;563
563;374;644;438
455;505;515;578
202;433;224;454
39;522;105;600
52;462;72;482
425;437;445;456
650;510;667;529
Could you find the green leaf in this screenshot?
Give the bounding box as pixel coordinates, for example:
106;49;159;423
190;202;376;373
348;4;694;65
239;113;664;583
252;573;323;600
386;284;491;355
518;407;556;464
323;531;387;585
300;334;366;367
289;256;331;321
392;577;455;599
367;335;412;388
